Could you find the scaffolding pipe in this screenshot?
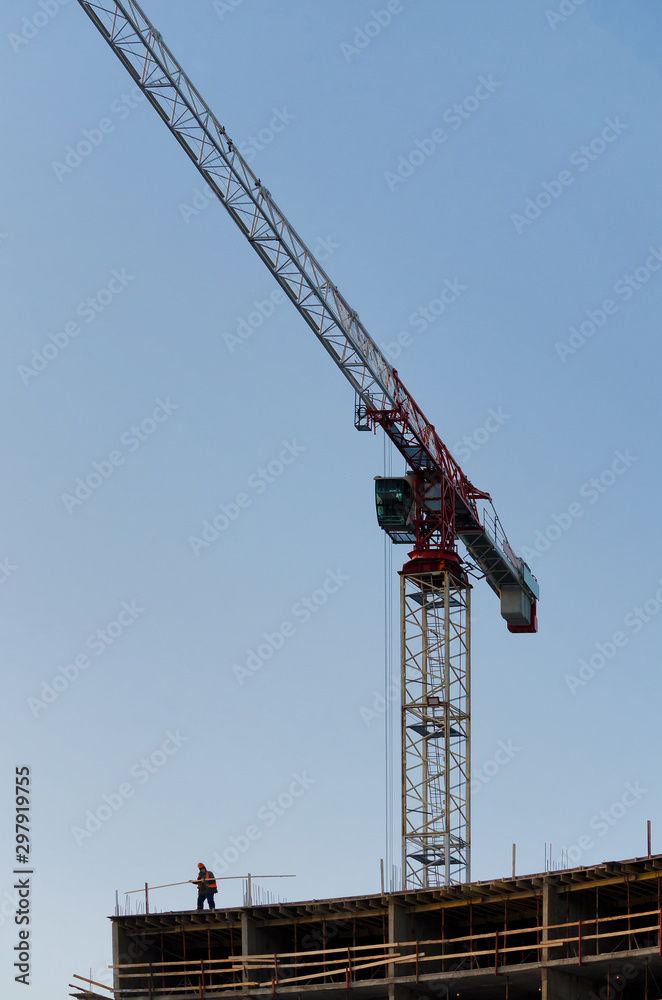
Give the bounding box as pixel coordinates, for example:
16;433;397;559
125;875;295;893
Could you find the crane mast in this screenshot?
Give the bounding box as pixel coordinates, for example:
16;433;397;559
75;0;538;888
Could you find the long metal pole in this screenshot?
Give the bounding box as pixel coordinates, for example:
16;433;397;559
465;587;471;883
444;571;451;888
400;573;407;887
422;590;429;890
125;875;294;893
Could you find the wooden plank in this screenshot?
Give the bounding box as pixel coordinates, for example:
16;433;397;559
353;953;419;974
277;951;415;985
111;940;398;969
117;986;259;994
72;975;113;992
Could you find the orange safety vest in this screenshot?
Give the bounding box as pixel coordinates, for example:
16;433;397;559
198;869;217;892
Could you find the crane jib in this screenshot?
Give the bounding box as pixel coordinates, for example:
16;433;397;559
75;0;538;633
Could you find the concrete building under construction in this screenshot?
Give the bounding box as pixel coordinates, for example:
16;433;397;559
71;853;662;1000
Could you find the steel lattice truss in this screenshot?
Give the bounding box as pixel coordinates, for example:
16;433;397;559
401;570;470;887
74;0;536;560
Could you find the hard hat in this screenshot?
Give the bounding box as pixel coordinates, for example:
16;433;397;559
197;863;205;868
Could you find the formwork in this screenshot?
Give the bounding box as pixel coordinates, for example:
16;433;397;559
72;855;662;1000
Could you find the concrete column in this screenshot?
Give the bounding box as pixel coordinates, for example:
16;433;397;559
543;882;568;963
388;901;415;991
542;967;597;1000
389;900;411;945
241;912;271;984
388;987;420;1000
111;921;124;994
542;882;599;998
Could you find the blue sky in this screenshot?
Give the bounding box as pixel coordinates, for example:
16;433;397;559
2;0;662;995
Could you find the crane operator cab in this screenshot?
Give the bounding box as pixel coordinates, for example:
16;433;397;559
374;476;416;544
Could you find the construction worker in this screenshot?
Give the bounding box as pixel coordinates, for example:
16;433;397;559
191;863;217;910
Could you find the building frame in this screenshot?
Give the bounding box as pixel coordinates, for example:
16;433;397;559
72;855;662;1000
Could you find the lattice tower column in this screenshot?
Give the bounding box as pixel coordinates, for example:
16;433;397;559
400;561;471;887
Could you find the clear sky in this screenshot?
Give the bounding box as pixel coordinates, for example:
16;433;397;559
1;0;662;995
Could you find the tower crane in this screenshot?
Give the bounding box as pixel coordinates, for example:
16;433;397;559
74;0;539;889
